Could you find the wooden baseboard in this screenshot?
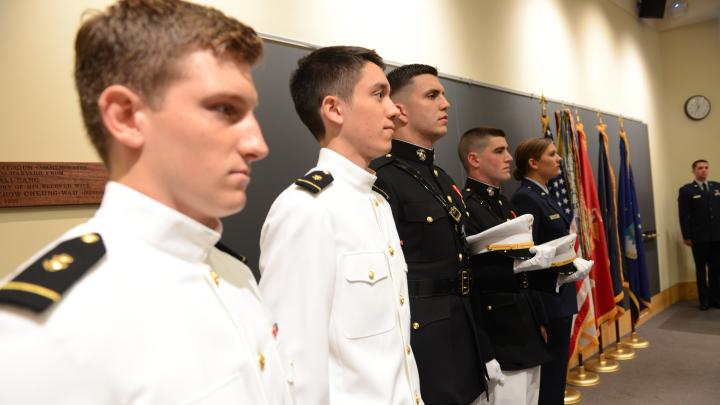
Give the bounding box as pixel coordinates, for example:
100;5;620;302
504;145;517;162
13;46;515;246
568;281;696;368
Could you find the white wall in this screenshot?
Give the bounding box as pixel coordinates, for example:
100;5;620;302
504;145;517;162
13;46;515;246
1;0;717;290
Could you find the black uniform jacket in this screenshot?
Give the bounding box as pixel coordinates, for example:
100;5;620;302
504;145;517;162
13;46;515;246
463;178;552;371
372;140;488;404
511;179;578;319
678;181;720;243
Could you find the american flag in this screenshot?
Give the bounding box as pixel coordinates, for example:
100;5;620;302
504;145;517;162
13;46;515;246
544;126;573;220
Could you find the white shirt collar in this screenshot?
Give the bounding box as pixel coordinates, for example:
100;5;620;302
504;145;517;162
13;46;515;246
316;148;376;192
93;182;221;263
524;177;550;194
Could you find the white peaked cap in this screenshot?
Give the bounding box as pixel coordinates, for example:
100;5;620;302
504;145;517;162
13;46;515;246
541;233;578;267
467;213;535;255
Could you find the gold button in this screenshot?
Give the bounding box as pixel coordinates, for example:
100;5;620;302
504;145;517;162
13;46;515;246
386;153;392;158
458;253;463;261
388;246;395;256
369;270;375;280
487;305;493;311
412;322;420;330
399;295;405;305
210;271;220;286
426;216;433;223
446;195;452;203
81;233;100;244
433;169;439;177
416;392;421;404
406;345;411;354
257;352;265;370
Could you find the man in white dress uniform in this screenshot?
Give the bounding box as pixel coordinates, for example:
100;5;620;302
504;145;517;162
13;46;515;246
259;46;423;405
0;1;294;403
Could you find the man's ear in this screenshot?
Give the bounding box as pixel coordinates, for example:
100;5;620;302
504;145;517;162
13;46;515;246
467;151;480;168
320;95;343;127
395;103;409;125
98;85;146;150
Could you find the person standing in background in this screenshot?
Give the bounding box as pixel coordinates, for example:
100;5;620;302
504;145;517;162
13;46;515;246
678;159;720;310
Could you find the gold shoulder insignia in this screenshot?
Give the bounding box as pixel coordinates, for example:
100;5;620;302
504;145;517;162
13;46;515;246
0;233;105;313
294;170;334;194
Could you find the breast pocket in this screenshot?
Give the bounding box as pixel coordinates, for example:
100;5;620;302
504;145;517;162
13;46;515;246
338;251;396;339
480;293;528;346
401;202;449;261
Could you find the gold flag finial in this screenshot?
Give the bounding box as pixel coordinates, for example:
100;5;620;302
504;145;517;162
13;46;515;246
575;108;581;123
540;94;549;134
596;111;604;125
619;115;625;132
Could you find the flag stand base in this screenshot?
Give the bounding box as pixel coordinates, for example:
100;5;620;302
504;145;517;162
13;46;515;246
564;388;582;404
604;343;636;360
567;365;600;387
584;353;620;373
621;331;650;349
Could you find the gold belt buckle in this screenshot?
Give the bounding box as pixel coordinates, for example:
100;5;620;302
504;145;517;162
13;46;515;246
449;206;462;223
460;270;471;295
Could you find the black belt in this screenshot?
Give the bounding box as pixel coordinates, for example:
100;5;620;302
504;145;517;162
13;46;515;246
408;270;471;298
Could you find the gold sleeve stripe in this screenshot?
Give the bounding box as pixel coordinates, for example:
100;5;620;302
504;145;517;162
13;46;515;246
1;281;61;302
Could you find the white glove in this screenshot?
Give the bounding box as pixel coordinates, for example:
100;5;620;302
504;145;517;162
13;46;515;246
513;244;557;274
485;359;506;385
556;258;594;291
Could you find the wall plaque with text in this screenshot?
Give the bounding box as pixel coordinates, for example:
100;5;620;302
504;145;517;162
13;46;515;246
0;162;108;208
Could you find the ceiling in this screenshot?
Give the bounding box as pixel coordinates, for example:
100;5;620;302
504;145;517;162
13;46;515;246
609;0;720;30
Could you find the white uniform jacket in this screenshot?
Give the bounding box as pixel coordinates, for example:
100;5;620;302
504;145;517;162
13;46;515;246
0;182;294;405
259;148;423;405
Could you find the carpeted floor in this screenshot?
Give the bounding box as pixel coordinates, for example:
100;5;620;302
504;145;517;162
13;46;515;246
573;300;720;404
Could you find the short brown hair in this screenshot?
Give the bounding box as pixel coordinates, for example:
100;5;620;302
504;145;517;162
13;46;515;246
692;159;708;169
513;137;553;180
74;0;263;163
289;46;385;141
458;127;506;171
386;64;438;96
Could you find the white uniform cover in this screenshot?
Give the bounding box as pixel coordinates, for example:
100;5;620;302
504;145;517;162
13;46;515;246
260;148;423;405
0;182;294;405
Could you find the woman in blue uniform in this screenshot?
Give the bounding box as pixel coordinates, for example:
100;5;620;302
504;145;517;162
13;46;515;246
511;138;576;405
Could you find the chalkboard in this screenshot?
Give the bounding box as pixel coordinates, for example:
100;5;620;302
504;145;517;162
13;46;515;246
222;39;659;295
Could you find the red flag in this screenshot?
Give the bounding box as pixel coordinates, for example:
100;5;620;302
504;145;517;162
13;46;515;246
575;121;618;328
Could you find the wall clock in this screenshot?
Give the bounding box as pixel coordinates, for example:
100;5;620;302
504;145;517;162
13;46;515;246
684;95;711;120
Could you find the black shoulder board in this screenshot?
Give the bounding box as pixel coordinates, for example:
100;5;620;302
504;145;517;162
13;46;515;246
370;153;395;171
215;242;248;264
372;184;390;200
294;170;333;194
0;233;105;313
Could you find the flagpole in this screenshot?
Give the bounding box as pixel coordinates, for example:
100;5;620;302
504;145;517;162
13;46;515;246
567;352;600;386
604;318;636;360
584;322;621;372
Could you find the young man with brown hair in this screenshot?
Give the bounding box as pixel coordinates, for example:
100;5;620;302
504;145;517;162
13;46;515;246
0;1;293;403
259;46;423;405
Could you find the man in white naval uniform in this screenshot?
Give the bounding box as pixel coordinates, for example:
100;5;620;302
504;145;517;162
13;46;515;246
259;46;423;405
0;1;293;404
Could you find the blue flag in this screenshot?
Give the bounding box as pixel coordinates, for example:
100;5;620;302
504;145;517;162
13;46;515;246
617;130;651;324
597;124;626;312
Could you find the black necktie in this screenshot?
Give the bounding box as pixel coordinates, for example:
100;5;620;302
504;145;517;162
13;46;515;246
702;183;708;192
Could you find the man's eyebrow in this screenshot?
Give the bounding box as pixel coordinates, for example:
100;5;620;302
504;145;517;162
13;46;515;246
203;92;257;108
371;82;390;91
